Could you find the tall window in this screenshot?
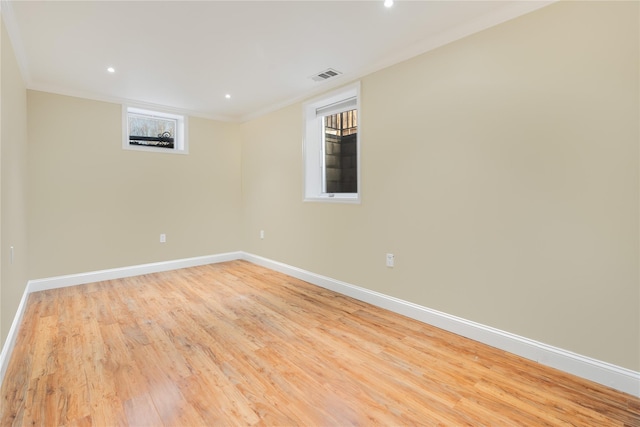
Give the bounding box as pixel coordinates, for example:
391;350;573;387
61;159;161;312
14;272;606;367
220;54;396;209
303;82;360;203
123;106;188;154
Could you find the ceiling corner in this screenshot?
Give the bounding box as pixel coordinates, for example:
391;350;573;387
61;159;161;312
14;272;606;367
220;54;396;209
1;0;32;86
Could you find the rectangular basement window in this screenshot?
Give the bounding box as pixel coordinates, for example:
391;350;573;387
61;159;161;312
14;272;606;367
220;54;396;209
303;82;360;203
123;106;188;154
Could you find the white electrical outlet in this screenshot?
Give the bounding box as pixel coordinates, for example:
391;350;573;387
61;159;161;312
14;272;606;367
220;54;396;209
260;230;265;239
10;246;14;265
160;233;166;243
386;253;395;267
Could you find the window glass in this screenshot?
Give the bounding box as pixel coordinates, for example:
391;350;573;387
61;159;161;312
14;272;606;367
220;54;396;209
323;109;357;193
303;82;360;203
123;106;187;154
128;113;177;149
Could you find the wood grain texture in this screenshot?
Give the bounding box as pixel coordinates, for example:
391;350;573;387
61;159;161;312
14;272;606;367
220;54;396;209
1;260;638;426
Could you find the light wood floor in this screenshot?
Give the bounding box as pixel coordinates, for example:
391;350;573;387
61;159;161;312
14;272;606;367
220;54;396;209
1;261;638;426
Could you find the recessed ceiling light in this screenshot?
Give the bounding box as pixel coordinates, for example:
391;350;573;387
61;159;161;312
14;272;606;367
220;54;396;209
107;67;115;73
225;94;231;99
384;0;394;7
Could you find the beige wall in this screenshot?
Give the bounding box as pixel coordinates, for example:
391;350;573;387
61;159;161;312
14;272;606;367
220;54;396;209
1;18;29;346
27;91;242;279
241;2;639;370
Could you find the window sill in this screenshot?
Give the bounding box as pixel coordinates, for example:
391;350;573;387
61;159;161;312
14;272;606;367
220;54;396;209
304;194;361;204
123;144;189;155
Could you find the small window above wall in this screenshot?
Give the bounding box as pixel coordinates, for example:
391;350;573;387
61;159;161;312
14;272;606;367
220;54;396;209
123;106;188;154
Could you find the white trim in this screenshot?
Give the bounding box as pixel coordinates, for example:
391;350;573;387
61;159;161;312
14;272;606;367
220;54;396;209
239;2;556;123
241;252;640;398
1;0;555;124
28;252;241;293
1;250;638;398
0;0;32;85
28;83;239;123
1;0;554;124
0;281;32;383
0;252;243;384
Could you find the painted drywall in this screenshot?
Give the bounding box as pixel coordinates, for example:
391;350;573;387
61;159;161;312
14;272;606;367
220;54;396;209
241;1;640;371
1;18;29;347
28;91;242;279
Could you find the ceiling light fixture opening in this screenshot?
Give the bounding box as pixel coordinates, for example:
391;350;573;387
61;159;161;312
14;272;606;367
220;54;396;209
384;0;394;8
225;94;231;99
107;67;115;73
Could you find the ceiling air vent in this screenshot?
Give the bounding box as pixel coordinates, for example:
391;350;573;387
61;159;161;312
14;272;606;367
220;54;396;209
311;68;342;82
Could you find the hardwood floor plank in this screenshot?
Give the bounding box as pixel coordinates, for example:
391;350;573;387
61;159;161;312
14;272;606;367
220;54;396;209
63;414;93;427
122;393;163;427
29;315;58;381
64;286;94;424
127;344;197;426
2;260;639;426
0;295;39;426
99;324;147;404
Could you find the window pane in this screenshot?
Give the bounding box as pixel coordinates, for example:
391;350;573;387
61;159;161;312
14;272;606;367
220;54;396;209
128;113;176;149
324;109;357;193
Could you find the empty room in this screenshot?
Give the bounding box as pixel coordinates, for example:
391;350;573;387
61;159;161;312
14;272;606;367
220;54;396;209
0;0;639;425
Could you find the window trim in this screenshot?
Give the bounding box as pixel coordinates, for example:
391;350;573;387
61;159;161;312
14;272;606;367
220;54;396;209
122;105;188;154
302;82;361;203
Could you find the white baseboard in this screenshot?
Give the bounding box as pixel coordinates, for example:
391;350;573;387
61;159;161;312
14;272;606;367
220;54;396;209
27;251;243;293
2;251;638;398
0;251;242;384
241;252;640;398
0;282;32;384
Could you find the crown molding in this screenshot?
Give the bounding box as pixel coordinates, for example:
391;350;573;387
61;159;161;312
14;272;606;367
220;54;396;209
1;0;31;85
239;1;556;123
26;82;240;122
3;0;555;124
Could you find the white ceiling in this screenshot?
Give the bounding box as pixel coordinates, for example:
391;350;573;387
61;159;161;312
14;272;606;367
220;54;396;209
2;1;551;122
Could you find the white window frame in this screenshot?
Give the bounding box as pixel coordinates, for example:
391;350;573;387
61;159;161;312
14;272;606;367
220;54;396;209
123;105;188;154
303;82;361;203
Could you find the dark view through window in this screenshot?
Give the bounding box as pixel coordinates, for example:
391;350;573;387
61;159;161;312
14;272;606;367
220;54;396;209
128;114;176;149
324;109;357;193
